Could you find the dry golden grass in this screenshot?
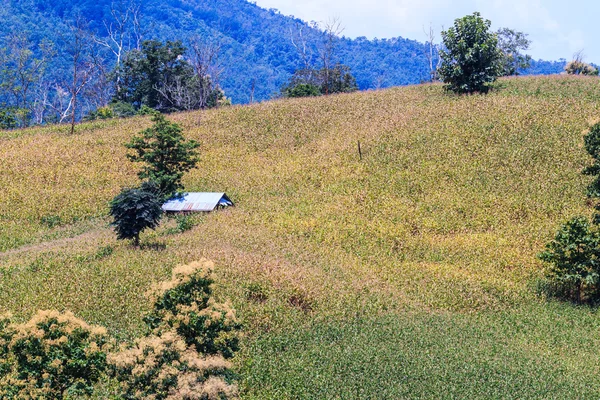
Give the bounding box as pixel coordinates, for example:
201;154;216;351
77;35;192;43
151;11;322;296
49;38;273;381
1;76;600;397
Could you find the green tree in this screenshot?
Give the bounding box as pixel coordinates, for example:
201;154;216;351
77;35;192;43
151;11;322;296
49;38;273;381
497;28;532;76
438;12;502;94
109;182;163;246
116;40;188;109
126;113;199;197
583;122;600;220
539;122;600;304
115;40;226;112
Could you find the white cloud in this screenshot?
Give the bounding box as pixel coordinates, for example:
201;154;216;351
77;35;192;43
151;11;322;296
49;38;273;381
252;0;599;62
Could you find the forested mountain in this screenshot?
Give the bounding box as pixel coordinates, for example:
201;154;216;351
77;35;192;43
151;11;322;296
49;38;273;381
0;0;565;117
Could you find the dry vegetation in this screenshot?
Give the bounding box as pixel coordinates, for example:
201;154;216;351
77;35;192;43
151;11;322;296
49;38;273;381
1;75;600;397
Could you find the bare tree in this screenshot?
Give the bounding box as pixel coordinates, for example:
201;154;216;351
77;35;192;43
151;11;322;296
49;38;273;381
189;37;224;108
154;38;224;111
423;23;442;82
318;17;344;95
131;2;148;50
60;18;99;134
92;0;147;94
290;22;316;72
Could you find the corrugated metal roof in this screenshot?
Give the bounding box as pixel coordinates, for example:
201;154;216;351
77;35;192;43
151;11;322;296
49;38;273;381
162;193;234;212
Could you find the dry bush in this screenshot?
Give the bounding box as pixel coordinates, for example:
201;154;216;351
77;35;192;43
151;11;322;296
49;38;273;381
144;259;241;359
108;331;237;400
109;260;240;399
0;310;108;399
565;60;598;76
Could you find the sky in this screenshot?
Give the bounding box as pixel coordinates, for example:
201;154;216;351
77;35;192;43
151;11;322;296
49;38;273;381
252;0;599;63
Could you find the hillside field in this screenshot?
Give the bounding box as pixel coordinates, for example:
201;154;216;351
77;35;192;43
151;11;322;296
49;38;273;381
1;75;600;398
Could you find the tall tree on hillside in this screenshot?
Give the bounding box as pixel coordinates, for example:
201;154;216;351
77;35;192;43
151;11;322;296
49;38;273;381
438;12;502;94
126;112;199;197
497;28;532;76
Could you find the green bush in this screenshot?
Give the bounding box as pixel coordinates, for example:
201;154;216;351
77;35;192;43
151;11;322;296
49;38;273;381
285;83;322;98
143;259;241;359
109;182;163;246
137;105;156;115
111;101;137;118
583;121;600;208
539;217;600;303
0;311;108;399
438;12;502;94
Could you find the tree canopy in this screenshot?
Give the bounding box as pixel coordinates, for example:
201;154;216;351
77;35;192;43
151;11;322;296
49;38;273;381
438;12;502;94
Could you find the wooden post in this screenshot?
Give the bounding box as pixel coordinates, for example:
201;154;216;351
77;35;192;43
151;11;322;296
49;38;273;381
358;140;362;161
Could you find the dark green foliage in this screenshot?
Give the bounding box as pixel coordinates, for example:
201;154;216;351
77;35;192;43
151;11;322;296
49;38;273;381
126;113;199;197
438;12;502;94
109;182;163;246
284;64;358;98
111;101;137;117
323;64;359;95
0;107;28;129
110;261;240;399
583;122;600;204
284;83;322;98
0;108;17;129
538;217;600;303
0;311;108;399
539;122;600;304
115;40;188;110
497;28;532;76
115;40;226;112
0;314;13;378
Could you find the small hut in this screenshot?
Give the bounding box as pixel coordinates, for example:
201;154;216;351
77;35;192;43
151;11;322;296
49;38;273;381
162;193;234;213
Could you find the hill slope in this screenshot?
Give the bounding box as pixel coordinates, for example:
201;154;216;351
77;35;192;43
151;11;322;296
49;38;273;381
1;76;600;397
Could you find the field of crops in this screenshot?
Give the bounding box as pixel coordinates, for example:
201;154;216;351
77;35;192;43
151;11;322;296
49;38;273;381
2;75;600;398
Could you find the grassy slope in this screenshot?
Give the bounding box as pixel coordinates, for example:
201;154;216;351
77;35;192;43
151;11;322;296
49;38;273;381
1;76;600;398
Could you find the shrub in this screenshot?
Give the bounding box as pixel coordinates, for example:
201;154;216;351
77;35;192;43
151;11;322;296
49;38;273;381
108;331;237;400
126;113;199;197
111;101;137;118
284;83;322;98
0;310;108;399
110;260;240;399
583;122;600;212
565;60;598;76
539;217;600;303
110;181;163;246
144;260;241;359
137;104;156;115
438;12;502;94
